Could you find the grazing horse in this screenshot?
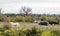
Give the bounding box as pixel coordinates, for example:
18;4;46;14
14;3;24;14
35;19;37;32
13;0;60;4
10;22;20;28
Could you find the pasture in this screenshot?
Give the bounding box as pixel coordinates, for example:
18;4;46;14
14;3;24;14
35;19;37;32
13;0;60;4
0;22;60;36
0;22;60;31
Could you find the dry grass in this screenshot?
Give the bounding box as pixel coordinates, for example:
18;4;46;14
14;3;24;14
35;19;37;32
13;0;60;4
0;22;60;31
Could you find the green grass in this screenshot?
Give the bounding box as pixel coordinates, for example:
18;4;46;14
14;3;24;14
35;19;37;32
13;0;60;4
0;22;60;31
0;22;60;36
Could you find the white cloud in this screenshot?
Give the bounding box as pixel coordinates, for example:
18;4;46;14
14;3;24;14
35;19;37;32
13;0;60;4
17;3;60;8
0;0;60;14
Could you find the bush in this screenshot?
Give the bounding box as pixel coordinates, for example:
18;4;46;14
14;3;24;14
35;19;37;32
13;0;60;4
39;16;47;21
39;16;59;24
52;31;60;36
7;17;15;22
15;16;25;22
25;16;34;22
26;27;37;36
0;28;5;32
47;17;59;24
0;17;4;22
4;16;34;22
41;30;56;36
0;27;59;36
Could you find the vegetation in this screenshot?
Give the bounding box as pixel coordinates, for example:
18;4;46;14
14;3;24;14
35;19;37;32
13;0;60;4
0;7;60;36
0;17;4;22
0;6;60;36
20;6;32;16
0;26;59;36
0;15;59;25
0;22;60;36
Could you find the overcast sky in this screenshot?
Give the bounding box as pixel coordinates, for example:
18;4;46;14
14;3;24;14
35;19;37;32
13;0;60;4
0;0;60;14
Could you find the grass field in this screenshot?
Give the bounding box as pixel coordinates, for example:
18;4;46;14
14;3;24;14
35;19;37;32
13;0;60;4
0;22;60;31
0;22;60;36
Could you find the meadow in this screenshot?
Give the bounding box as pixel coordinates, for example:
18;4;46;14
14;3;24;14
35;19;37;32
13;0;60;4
1;22;60;31
0;22;60;36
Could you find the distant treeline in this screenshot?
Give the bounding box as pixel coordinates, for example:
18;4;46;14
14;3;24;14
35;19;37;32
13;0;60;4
1;14;60;17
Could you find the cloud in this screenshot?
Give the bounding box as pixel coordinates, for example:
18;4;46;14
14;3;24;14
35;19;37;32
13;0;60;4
0;0;60;4
0;0;60;14
17;2;60;8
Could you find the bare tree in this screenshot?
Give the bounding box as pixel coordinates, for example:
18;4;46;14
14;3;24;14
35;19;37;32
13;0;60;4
0;8;2;14
20;6;32;16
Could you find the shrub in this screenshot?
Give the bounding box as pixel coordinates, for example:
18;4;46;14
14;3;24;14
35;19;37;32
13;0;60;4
25;26;41;36
15;16;25;22
47;17;59;24
0;17;4;22
39;16;47;21
0;24;60;36
41;30;56;36
0;28;5;32
39;16;59;24
52;31;60;36
25;16;34;22
4;29;15;36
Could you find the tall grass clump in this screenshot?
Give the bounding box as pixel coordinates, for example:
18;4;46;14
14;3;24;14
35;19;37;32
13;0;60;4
41;30;57;36
52;31;60;36
0;25;60;36
25;26;42;36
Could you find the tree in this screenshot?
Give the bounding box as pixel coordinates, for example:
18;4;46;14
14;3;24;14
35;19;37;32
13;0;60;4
0;8;2;14
0;8;2;16
20;6;32;16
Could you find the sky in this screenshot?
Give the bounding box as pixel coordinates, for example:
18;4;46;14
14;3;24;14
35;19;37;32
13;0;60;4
0;0;60;14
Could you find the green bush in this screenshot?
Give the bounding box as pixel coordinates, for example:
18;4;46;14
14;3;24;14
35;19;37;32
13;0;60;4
47;17;58;23
39;16;47;21
0;15;59;23
15;16;25;22
25;16;34;22
7;17;15;22
41;30;56;36
0;28;5;32
0;17;4;22
39;16;59;24
3;16;34;22
0;27;60;36
52;31;60;36
26;27;38;36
